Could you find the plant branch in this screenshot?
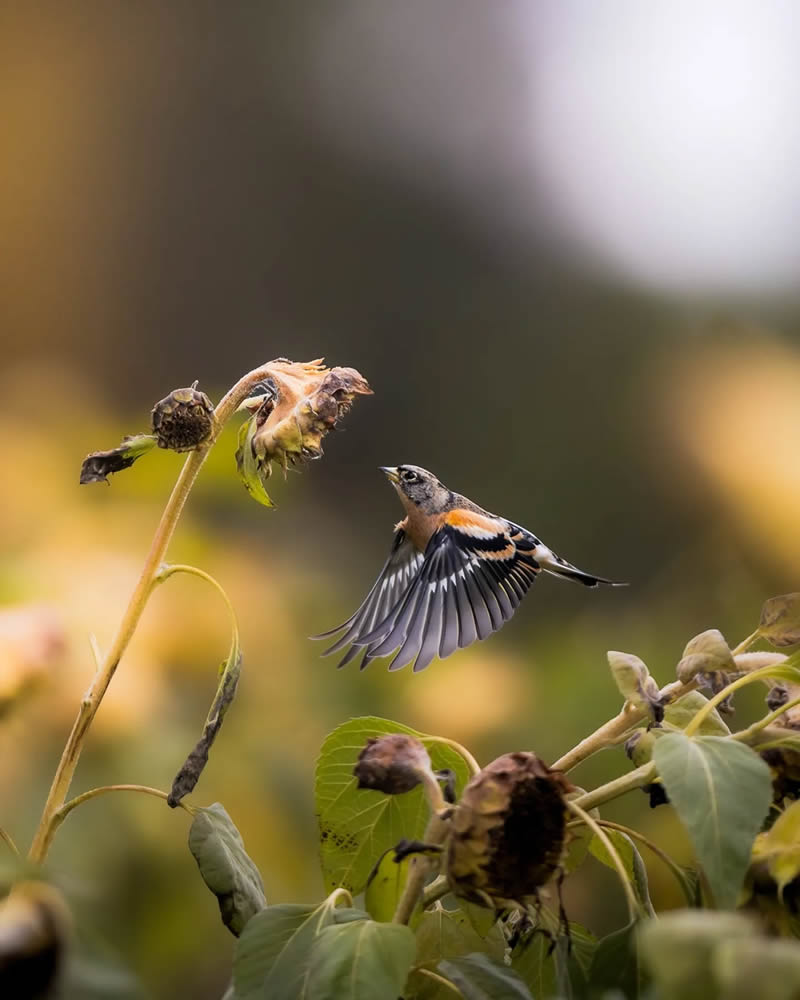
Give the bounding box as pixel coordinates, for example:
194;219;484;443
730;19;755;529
733;694;800;746
393;812;450;925
28;362;280;864
552;680;697;773
572;762;658;813
684;662;799;738
48;784;193;842
0;825;19;857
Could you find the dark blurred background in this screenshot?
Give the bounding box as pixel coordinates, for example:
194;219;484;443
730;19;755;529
2;2;800;996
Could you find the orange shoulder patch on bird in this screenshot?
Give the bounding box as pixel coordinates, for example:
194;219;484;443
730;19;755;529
445;509;504;537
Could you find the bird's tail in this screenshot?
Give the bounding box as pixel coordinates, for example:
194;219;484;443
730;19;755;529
538;549;626;588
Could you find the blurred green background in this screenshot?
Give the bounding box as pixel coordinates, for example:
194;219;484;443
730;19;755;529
3;3;800;996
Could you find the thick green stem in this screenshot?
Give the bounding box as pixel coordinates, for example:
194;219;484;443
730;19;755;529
552;680;697;773
573;762;658;813
28;362;279;863
392;812;449;925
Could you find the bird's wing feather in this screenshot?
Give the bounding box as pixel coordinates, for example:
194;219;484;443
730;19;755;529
313;528;424;655
355;512;541;671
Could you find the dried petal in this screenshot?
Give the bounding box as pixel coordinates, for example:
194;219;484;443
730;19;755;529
446;752;572;908
235;360;372;497
79;434;156;484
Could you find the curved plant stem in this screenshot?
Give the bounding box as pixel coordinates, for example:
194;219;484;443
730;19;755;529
155;564;238;635
415;967;464;996
684;663;800;738
569;817;694;905
733;694;800;746
566;800;642;921
326;886;354;909
0;825;19;857
424;736;481;777
552;680;697;773
52;784;193;834
28;362;280;864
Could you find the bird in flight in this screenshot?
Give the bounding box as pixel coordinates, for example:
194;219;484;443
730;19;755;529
315;465;624;673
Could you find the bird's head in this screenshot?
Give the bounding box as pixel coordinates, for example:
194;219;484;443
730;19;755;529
380;465;450;514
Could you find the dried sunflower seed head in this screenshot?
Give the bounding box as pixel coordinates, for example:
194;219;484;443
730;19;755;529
353;734;433;795
151;383;216;452
446;751;572;909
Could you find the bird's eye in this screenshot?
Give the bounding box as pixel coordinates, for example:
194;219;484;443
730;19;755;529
401;469;419;483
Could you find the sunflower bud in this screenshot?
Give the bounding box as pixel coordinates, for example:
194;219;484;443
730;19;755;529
676;629;735;684
0;881;71;999
353;734;433;795
446;752;572;908
151;383;215;452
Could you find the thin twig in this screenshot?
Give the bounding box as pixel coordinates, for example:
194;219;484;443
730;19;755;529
50;784;193;840
0;826;19;857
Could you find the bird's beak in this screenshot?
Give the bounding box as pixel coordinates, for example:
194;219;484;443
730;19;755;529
380;466;400;484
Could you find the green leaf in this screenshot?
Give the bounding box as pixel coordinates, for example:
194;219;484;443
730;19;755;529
589;830;653;915
415;904;505;966
364;848;411;923
233;897;367;1000
438;954;534;999
461;900;499;939
305;919;416;1000
760;593;800;647
511;931;557;999
188;804;266;937
315;717;471;894
752;799;800;896
653;733;772;908
589;920;639;1000
511;924;595;1000
639;910;754;1000
664;690;731;735
235;415;275;508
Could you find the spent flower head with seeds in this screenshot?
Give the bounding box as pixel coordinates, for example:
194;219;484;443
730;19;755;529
445;751;572;909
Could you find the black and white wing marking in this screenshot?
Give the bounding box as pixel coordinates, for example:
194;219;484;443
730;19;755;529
354;510;541;673
313;528;424;668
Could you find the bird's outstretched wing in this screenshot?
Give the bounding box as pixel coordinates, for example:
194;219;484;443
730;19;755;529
312;528;424;667
353;511;541;672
